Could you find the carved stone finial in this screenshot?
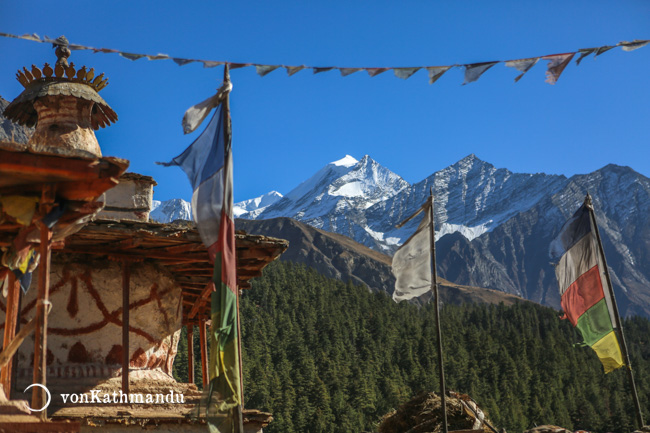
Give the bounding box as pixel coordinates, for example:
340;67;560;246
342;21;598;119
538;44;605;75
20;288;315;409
53;35;71;67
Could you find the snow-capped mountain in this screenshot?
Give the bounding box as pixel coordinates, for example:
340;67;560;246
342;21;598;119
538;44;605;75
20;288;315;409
150;198;192;223
248;155;410;239
362;154;567;251
233;191;283;218
147;153;650;318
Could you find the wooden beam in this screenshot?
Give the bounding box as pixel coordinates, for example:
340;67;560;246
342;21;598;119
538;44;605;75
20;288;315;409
189;282;214;319
32;223;52;420
60;246;208;262
199;313;208;389
187;326;194;384
145;243;203;255
1;273;20;395
121;260;130;397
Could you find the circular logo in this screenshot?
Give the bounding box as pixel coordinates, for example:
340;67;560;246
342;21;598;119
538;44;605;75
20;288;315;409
23;383;51;412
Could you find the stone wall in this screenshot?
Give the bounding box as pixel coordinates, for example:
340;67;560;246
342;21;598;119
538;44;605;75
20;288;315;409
0;255;182;394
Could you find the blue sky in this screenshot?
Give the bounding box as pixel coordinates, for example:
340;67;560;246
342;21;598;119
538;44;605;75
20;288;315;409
1;1;649;202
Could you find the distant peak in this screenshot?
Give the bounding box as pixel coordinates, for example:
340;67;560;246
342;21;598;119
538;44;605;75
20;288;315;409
331;155;358;167
460;153;480;162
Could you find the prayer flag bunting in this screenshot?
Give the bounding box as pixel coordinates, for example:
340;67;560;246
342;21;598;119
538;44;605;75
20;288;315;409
550;199;624;373
595;45;615;57
339;67;363;76
463;61;498;85
202;60;224;68
173;58;195;66
394;67;421;79
313;67;334;74
575;48;597;66
366;67;390;77
426;66;452;84
505;57;540;82
229;63;251;70
255;65;280;76
286;65;306;76
147;53;171;60
543;53;575;84
620;39;650;52
119;52;145;61
2;32;649;87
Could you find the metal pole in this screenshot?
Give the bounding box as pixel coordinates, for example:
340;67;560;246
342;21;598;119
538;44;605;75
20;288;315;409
585;194;644;428
429;188;448;433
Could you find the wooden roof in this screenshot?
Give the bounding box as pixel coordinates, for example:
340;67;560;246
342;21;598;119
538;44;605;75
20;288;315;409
58;219;288;324
0;140;129;247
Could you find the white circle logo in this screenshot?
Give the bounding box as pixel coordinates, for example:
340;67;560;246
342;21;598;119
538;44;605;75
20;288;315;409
23;384;51;412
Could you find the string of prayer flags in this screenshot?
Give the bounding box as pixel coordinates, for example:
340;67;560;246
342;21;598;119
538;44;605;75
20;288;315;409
543;53;575;85
1;32;648;87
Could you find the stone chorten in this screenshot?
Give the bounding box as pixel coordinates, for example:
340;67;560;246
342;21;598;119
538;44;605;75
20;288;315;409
3;36;117;157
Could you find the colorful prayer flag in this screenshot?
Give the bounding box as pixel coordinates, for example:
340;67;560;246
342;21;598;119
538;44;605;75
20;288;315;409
543;53;575;84
550;199;624;373
619;40;650;52
505;57;539;82
339;67;363;77
161;100;242;431
286;65;306;76
394;67;420;79
463;62;498;85
392;202;432;302
255;65;280;76
426;66;452;85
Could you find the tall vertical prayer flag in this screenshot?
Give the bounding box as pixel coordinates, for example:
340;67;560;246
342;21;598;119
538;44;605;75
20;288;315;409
161;98;242;432
392;202;432;302
550;199;624;373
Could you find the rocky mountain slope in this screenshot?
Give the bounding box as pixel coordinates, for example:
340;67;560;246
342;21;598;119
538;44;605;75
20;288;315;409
236;217;523;306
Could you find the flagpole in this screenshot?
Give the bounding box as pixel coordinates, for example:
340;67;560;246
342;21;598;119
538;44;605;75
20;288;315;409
222;63;245;433
429;187;448;433
585;193;644;429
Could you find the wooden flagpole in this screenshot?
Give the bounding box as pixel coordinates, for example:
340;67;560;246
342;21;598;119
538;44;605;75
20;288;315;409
222;63;245;433
429;187;448;433
585;193;644;428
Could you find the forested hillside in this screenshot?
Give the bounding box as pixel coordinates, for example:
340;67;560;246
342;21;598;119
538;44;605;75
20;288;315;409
173;262;650;433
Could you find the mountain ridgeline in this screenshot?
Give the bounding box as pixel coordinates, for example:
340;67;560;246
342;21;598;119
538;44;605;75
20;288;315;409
153;154;650;318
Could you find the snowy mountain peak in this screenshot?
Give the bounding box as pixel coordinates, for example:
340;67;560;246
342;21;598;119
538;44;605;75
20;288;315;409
331;155;358;167
248;155;409;230
150;198;192;223
233;191;283;218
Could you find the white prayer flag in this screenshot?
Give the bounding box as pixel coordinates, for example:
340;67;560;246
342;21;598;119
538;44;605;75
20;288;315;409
392;203;432;302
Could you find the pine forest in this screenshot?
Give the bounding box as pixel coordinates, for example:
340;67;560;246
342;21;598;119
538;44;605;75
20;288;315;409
173;261;650;433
